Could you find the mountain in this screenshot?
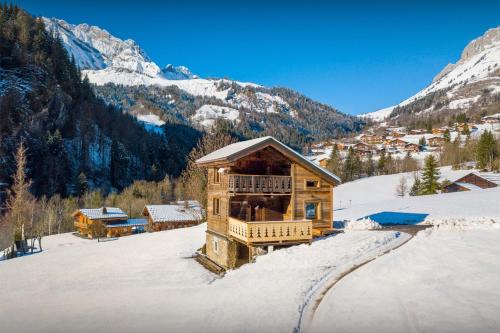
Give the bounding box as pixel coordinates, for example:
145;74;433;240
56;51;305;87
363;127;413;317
0;7;200;197
43;17;364;145
363;27;500;124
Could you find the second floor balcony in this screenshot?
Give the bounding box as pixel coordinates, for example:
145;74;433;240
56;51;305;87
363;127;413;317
228;174;292;194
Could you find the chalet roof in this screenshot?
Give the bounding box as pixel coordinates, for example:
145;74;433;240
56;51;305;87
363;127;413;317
448;172;500;186
75;207;128;220
106;219;148;228
143;205;203;223
454;182;483;191
195;136;341;184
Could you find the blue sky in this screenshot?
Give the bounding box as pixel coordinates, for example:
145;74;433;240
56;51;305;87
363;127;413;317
14;0;500;115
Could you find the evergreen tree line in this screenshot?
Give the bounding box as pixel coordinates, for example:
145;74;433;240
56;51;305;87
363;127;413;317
0;4;201;198
0;131;233;258
325;145;419;182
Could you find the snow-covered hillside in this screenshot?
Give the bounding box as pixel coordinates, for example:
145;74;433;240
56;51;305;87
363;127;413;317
334;167;500;221
0;224;407;333
311;225;500;333
363;27;500;121
42;18;293;118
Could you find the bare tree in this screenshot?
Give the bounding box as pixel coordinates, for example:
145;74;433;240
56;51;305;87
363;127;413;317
5;142;35;255
179;133;237;216
395;175;408;198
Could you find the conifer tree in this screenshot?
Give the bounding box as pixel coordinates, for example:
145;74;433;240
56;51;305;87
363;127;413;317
75;172;88;197
420;155;440;195
476;130;497;170
326;144;342;176
409;173;422;196
377;150;386;175
443;129;451;143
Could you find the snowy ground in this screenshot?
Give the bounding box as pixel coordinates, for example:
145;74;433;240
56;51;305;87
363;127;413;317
310;224;500;333
0;225;407;333
334;166;500;222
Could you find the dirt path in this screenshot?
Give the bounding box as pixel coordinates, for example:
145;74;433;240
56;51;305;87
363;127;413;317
294;230;417;333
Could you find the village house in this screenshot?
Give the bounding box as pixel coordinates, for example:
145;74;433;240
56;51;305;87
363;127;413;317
403;143;421;153
432;127;449;135
73;207;147;238
428;136;445;147
387;138;409;149
360;134;384;145
310;153;330;167
353;142;374;157
195;136;340;269
481;113;500;124
143;203;202;231
442;172;500;193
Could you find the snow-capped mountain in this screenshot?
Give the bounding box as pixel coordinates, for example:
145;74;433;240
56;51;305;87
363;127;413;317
363;27;500;121
43;17;196;80
42;16;363;141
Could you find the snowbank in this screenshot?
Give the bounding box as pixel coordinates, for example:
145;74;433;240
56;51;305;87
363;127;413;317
423;217;499;230
342;218;382;231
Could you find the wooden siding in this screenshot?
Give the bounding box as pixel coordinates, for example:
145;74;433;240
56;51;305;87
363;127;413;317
291;163;333;230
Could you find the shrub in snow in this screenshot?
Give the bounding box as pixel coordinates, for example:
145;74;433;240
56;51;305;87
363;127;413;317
343;218;382;231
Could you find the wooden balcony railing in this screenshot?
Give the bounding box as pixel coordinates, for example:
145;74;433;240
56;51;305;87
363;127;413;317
228;174;292;194
228;217;312;244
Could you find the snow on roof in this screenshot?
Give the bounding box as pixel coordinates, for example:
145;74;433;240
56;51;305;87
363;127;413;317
77;207;127;220
144;205;203;223
195;136;341;184
196;136;271;164
454;182;484;191
447;171;500;186
106;219;148;228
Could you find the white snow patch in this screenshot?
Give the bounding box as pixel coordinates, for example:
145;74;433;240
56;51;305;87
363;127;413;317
191;104;240;128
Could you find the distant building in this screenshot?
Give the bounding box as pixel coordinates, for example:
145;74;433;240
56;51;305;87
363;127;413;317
428;136;445;147
482;113;500;124
442;172;500;193
73;207;147;238
143;204;202;231
404;143;421;153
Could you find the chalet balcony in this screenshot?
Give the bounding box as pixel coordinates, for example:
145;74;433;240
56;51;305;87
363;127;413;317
227;174;292;194
228;217;312;244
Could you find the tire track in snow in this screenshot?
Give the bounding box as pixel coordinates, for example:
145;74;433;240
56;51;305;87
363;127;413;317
294;231;415;333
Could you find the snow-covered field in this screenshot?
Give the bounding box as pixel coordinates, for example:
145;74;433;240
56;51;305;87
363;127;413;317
1;169;499;332
334;166;500;221
310;225;500;333
0;224;407;333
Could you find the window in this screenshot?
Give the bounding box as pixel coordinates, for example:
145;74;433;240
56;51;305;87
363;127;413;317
305;202;318;219
214;168;221;183
213;239;219;254
213;198;221;216
305;180;319;188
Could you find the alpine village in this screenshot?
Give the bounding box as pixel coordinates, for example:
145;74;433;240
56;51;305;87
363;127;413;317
1;3;500;333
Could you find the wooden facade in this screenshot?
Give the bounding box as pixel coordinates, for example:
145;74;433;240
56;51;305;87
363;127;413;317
196;136;340;269
443;173;499;193
73;208;147;238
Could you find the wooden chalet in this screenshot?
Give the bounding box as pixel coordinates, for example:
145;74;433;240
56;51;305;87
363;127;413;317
428;136;445;147
482;113;500;124
403;143;421;153
442;173;500;193
143;203;202;231
196;136;341;269
73;207;147;238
